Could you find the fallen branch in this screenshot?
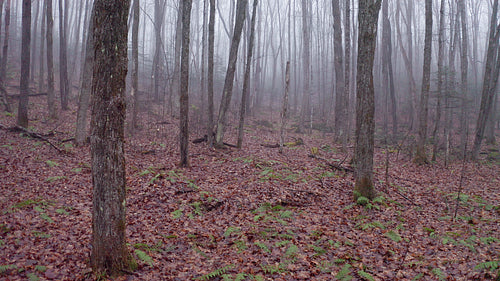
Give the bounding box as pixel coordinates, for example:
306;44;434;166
260;137;304;149
1;124;63;153
309;154;354;173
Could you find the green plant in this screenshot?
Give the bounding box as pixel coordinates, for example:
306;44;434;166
384;230;402;243
254;241;271;253
0;264;17;274
336;263;352;280
285;244;298;259
431;267;446;280
35;265;46;272
46;176;66;182
134;249;153;266
197;264;234;280
32;231;51;238
475;260;499;274
39;213;54;223
261;263;286;275
224;226;241;238
45;160;59;167
171;209;183;219
358;270;375;281
27;273;39;281
55;208;69;215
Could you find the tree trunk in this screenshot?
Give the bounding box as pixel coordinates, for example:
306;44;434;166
179;0;192;167
354;0;381;200
46;0;55;119
432;0;446;161
472;0;500;159
414;0;433;164
152;0;165;102
279;61;290;154
458;0;469;156
171;0;183;112
344;0;351;140
75;5;94;146
131;0;139;130
17;0;31;128
90;0;130;276
299;0;310;133
38;0;46;93
1;0;10;82
214;0;248;148
58;0;69;110
237;0;258;149
207;0;215;147
30;0;39;83
332;0;346;144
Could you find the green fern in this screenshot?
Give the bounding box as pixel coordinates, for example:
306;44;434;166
475;260;499;271
134;249;153;266
384;230;402;243
0;264;17;273
197;264;234;280
27;273;39;281
358;270;375;281
254;241;271;253
336;264;352;280
431;267;446;280
224;226;241;238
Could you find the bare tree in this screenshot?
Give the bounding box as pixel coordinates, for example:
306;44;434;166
75;4;94;145
179;0;192;167
1;0;10;83
299;0;310;133
17;0;31;128
59;0;69;110
472;0;500;160
414;0;433;164
237;0;258;148
131;0;139;129
432;0;446;161
332;0;346;144
214;0;248;148
354;0;381;200
381;0;396;138
458;0;469;155
46;0;55;119
207;0;215;146
90;0;131;276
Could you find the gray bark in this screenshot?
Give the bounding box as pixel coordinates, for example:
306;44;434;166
179;0;192;167
17;0;30;128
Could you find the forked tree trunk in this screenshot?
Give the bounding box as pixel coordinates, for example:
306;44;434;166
90;0;131;276
354;0;381;200
214;0;247;148
414;0;433;164
179;0;192;167
237;0;258;149
17;0;31;128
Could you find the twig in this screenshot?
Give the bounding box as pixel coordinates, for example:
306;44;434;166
1;125;64;153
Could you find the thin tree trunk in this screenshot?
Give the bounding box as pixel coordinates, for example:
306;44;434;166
333;0;346;145
75;5;94;145
354;0;381;200
59;0;69;110
30;0;39;83
1;0;10;82
90;0;131;276
171;0;183;112
214;0;248;148
179;0;192;167
17;0;31;128
299;0;310;133
279;61;290;154
344;0;351;140
414;0;433;164
458;0;469;156
46;0;55;119
472;0;500;159
38;0;46;93
432;0;446;161
131;0;139;130
207;0;215;147
237;0;258;149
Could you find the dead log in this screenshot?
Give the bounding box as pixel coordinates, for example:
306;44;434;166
0;125;64;153
309;154;354;173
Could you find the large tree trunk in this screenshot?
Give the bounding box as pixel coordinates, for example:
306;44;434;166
472;0;500;159
414;0;433;164
179;0;192;167
354;0;381;200
90;0;131;276
46;0;55;119
58;0;69;110
17;0;31;128
207;0;215;147
131;0;139;130
332;0;346;144
75;5;94;146
237;0;258;149
214;0;248;148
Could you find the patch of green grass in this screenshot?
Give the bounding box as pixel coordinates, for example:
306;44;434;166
46;176;66;182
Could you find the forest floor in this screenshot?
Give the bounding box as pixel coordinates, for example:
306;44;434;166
0;96;499;281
